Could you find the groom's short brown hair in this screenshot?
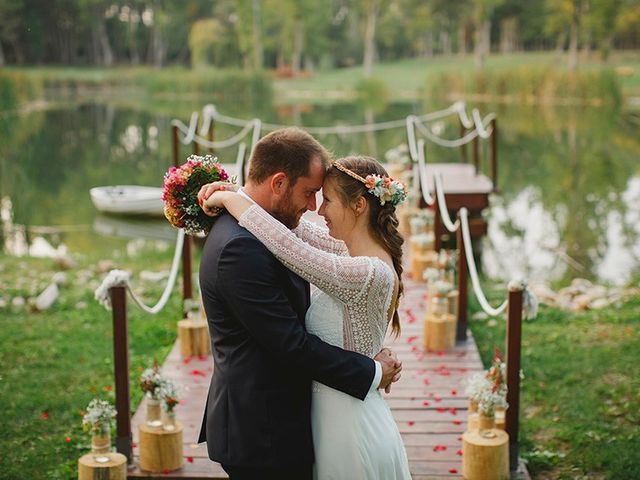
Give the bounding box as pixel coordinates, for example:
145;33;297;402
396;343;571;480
247;127;331;186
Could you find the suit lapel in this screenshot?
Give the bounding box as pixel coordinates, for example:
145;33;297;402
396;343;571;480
285;269;310;323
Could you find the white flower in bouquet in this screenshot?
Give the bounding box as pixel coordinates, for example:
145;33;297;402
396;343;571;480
423;267;440;284
412;233;434;248
464;372;491;402
82;399;117;435
432;279;454;295
158;379;179;412
477;388;508;417
140;364;163;400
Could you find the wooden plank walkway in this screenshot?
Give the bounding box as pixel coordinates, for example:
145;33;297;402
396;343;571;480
126;271;487;479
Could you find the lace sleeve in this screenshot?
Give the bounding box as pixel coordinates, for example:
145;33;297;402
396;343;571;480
293;218;348;256
239;204;375;304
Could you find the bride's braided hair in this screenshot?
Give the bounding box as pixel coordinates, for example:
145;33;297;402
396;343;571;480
327;156;404;336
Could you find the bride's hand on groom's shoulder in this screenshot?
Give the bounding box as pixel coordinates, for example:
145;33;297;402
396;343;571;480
198;182;237;216
375;348;402;393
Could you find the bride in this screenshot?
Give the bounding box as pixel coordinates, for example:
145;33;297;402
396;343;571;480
202;156;411;479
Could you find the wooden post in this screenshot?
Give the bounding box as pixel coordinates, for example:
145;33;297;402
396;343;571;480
506;287;523;473
459;119;467;163
111;286;132;463
433;195;442;252
182;235;192;311
473;133;480;174
172;125;180;167
208;119;216;154
491;118;498;192
456;212;468;342
193;138;200;156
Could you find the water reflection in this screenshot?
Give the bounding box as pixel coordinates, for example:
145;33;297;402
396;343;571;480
1;98;638;285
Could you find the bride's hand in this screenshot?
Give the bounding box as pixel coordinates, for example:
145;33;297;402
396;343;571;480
201;191;230;217
197;181;238;207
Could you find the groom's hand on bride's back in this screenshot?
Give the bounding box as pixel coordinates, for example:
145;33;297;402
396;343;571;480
374;348;402;393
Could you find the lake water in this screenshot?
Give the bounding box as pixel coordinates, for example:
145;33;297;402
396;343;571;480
1;95;639;286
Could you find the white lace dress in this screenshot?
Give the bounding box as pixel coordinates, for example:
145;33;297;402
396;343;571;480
238;205;411;480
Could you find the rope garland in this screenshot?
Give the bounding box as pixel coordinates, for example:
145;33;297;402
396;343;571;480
94;229;185;314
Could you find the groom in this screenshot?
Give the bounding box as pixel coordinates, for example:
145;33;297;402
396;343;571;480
197;127;402;480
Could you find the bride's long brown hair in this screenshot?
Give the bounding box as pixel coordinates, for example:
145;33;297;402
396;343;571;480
326;156;404;336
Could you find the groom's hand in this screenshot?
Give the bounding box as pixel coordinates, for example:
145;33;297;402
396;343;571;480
375;348;402;393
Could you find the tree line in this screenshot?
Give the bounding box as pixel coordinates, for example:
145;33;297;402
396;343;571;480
1;0;638;71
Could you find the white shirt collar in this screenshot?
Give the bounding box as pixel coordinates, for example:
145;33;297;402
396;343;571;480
237;187;257;205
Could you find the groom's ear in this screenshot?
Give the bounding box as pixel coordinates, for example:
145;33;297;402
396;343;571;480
270;172;290;195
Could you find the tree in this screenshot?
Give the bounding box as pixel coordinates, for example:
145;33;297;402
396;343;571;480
472;0;504;68
362;0;383;76
545;0;587;71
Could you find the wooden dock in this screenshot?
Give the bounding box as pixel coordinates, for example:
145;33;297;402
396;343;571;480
126;274;487;479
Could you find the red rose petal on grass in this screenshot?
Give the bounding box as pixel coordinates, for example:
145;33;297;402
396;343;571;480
432;445;447;452
451;389;458;396
64;436;71;443
422;378;430;385
40;411;49;420
436;407;447;413
186;456;194;463
183;357;192;365
411;345;418;352
190;369;207;377
422;400;430;406
449;407;457;415
453;420;462;425
198;355;207;361
434;395;442;402
456;449;463;456
407;336;418;344
407;421;415;426
407;317;416;324
436;351;445;356
449;468;458;474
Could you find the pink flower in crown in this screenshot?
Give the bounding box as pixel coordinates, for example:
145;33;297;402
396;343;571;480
365;176;377;190
383;176;392;188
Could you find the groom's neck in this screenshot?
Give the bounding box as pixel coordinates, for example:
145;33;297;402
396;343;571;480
242;183;273;214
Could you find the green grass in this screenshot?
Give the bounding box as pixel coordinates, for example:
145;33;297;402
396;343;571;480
469;286;640;478
0;250;186;479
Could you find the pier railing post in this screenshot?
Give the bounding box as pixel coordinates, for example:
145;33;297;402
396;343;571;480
490;118;498;191
111;285;132;463
506;286;524;473
459;119;467;163
455;212;468;342
209;118;216;154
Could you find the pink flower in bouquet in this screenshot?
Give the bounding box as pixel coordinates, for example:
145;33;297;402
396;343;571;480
162;154;232;234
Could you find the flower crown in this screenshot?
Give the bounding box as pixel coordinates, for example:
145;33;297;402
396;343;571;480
332;162;407;207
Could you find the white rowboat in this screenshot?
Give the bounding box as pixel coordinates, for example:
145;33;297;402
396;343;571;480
90;186;164;216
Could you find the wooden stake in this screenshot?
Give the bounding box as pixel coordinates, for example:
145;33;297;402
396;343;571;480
111;286;132;463
456;211;468;341
506;287;523;472
491;118;498;192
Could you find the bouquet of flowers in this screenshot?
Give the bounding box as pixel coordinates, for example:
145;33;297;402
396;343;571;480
162;154;231;235
158;379;179;412
82;399;117;435
140;361;163;400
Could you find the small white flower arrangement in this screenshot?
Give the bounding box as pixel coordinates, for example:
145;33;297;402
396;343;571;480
432;279;455;295
140;362;163;400
384;144;412;165
412;233;434;248
82;399;117;435
158;379;179;412
423;267;440;284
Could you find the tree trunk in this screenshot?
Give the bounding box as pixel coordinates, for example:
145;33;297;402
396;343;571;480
0;42;5;66
95;7;113;66
129;17;140;65
292;18;303;75
363;0;379;77
500;17;517;53
252;0;263;70
441;30;451;56
458;23;467;55
474;19;490;68
568;3;579;71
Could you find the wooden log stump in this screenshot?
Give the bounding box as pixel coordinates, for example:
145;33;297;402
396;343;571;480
139;422;184;473
447;289;459;316
410;251;438;281
462;429;509;480
178;319;210;358
495;407;506;430
423;312;456;351
78;452;127;480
